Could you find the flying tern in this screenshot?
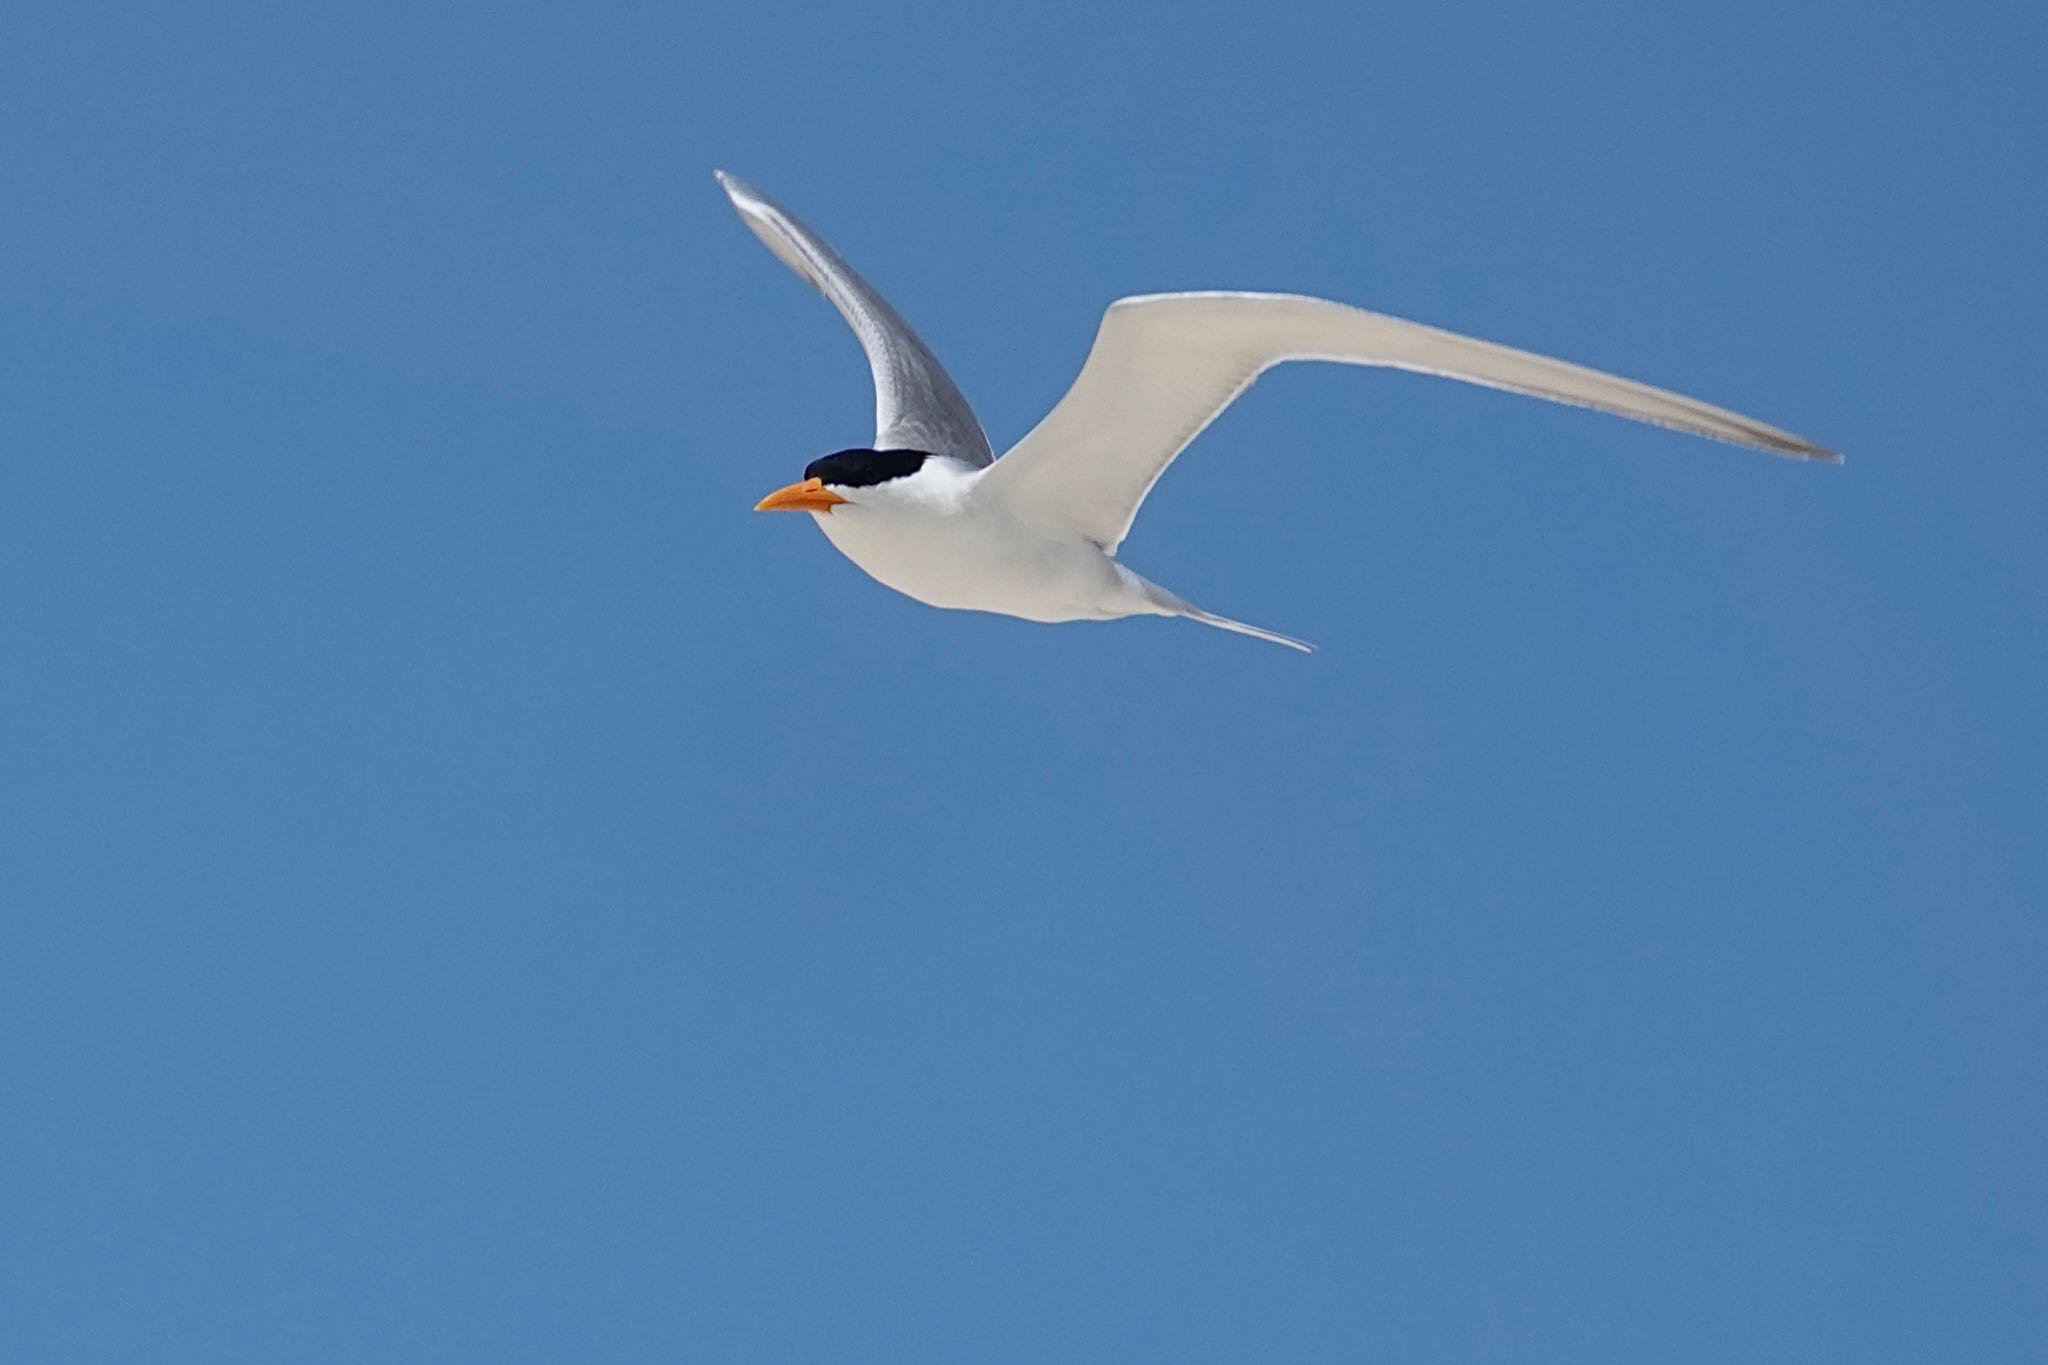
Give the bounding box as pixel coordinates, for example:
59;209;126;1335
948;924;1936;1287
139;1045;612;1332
720;171;1836;652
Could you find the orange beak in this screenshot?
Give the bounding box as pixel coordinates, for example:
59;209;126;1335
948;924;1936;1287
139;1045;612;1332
754;477;849;514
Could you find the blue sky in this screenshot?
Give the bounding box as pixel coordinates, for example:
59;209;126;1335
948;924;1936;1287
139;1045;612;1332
3;1;2042;1360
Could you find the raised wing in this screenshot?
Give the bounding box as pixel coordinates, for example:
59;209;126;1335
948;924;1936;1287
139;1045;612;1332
982;292;1837;551
716;172;992;466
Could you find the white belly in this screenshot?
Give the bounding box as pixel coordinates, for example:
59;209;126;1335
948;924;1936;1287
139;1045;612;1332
811;501;1139;623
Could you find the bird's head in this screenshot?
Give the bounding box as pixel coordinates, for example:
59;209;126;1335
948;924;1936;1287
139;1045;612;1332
753;448;933;515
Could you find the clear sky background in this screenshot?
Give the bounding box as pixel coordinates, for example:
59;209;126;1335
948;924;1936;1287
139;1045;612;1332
3;2;2043;1360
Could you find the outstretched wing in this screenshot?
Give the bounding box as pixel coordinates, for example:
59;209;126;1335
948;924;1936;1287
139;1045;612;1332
981;291;1836;551
716;172;993;466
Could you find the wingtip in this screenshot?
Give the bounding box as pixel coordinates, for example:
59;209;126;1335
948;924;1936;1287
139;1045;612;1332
1771;434;1843;465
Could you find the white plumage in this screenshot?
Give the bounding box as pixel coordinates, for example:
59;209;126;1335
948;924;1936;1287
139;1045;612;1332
720;172;1835;653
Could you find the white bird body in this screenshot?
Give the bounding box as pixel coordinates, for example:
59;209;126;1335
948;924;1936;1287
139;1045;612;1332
719;172;1836;652
813;461;1160;623
803;450;1182;627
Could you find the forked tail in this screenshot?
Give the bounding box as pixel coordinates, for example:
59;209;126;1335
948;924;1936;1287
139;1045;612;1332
1179;605;1315;653
1120;566;1314;653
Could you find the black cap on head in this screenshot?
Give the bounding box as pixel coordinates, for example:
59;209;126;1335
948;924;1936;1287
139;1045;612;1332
804;448;931;489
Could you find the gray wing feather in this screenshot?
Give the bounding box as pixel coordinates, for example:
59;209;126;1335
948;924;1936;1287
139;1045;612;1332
716;172;992;467
985;292;1837;551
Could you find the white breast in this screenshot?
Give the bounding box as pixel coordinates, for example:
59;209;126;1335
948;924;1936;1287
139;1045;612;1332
809;460;1133;623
